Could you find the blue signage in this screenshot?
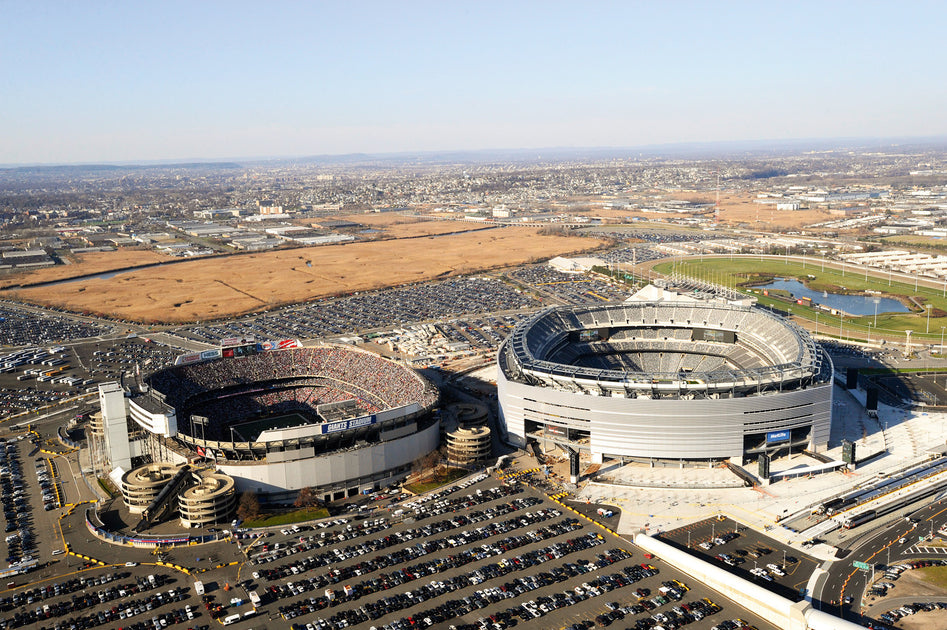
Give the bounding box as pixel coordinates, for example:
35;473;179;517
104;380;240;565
766;430;791;444
322;414;377;434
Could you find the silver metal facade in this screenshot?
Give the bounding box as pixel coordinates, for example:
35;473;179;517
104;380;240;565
497;300;834;461
498;367;832;460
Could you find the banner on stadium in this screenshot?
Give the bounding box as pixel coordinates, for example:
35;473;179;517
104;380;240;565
174;353;201;366
177;338;301;365
766;430;790;444
322;414;377;434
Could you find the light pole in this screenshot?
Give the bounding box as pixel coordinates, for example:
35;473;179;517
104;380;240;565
928;304;933;334
868;323;872;347
874;298;880;328
816;311;820;336
941;326;945;355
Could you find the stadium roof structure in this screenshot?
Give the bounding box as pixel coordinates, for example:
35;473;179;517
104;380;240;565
502;301;828;397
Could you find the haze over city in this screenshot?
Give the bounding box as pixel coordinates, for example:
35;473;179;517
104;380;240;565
4;0;947;165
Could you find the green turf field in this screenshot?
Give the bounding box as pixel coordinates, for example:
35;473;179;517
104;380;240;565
651;256;947;345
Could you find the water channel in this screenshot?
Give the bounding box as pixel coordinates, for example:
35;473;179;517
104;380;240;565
756;278;909;316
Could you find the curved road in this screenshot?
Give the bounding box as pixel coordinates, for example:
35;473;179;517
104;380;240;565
813;498;947;624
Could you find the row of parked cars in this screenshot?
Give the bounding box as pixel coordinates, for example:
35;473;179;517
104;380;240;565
256;502;555;584
254;494;544;572
0;440;35;566
697;532;740;551
310;560;648;630
879;601;947;626
0;575;179;629
272;523;600;620
36;457;60;511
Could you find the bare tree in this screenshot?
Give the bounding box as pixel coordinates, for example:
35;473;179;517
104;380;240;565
236;491;261;521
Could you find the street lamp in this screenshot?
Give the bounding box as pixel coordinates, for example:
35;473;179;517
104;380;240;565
868;323;872;347
941;326;945;355
927;304;933;334
874;298;880;328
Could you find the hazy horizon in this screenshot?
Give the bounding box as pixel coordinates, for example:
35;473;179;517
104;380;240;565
4;1;947;165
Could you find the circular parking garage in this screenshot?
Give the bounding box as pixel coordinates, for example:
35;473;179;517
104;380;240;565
121;462;179;514
178;471;236;528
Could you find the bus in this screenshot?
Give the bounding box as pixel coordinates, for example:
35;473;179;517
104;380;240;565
841;510;876;529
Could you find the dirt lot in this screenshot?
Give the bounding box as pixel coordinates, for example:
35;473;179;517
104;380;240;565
5;227;596;323
587;191;833;231
864;566;947;628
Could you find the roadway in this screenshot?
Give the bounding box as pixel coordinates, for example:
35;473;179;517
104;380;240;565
813;497;947;624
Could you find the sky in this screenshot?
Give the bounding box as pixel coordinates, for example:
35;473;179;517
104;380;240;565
2;1;946;165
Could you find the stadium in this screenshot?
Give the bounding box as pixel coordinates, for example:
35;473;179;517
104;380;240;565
497;299;834;464
101;342;440;503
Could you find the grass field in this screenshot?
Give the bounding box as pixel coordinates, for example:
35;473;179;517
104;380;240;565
4;226;598;323
242;506;330;527
404;468;468;494
919;565;947;590
652;255;947;343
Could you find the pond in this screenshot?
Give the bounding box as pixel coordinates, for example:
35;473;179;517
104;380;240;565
756;278;909;316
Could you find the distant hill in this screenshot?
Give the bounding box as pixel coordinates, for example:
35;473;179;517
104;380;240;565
0;161;243;175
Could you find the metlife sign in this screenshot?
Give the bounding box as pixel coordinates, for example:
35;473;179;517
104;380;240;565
322;415;377;434
765;430;791;444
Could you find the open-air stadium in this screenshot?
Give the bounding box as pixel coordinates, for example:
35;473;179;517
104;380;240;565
498;298;835;463
111;343;440;502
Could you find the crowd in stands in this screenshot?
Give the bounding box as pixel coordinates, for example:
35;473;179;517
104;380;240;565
147;346;438;439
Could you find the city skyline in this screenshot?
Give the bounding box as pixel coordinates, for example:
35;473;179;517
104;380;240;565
3;0;947;165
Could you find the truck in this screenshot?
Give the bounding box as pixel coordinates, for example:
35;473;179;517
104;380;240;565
248;590;261;606
193;580;204;596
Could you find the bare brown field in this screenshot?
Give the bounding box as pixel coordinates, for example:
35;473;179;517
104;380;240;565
298;213;492;237
0;248;169;289
584;192;830;229
354;216;493;238
715;193;831;229
7;228;596;323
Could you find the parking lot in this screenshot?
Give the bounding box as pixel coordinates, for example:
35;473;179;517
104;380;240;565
229;476;779;630
175;276;538;346
508;266;629;305
657;517;820;603
0;305;112;348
